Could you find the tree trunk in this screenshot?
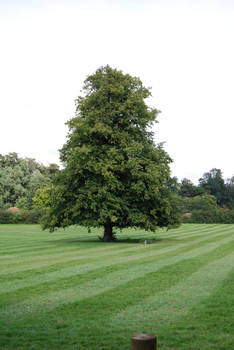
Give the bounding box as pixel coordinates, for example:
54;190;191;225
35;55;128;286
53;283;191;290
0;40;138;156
102;223;114;242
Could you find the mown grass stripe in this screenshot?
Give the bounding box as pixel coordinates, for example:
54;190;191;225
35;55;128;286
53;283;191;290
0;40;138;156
156;224;231;239
164;270;234;350
170;225;234;241
1;233;233;316
1;226;232;276
0;224;233;350
0;240;131;256
0;243;150;265
0;231;234;293
160;224;220;237
0;233;232;289
1;235;233;312
111;252;234;329
0;224;231;254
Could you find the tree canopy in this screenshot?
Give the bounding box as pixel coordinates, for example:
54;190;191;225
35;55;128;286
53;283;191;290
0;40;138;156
42;66;181;240
179;178;204;198
0;152;58;210
198;168;226;206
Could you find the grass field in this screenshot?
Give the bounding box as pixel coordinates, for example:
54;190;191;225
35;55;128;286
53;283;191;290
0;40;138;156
0;224;233;350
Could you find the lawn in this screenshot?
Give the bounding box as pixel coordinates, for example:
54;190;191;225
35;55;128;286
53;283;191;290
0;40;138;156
0;224;233;350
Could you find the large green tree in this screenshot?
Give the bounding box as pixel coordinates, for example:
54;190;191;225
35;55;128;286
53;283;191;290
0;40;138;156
42;66;181;240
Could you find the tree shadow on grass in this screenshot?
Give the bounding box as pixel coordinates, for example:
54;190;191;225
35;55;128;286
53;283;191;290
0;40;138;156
45;236;178;245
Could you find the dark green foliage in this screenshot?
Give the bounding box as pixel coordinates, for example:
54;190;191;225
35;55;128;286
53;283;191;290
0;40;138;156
0;153;59;210
180;170;234;223
21;209;48;224
179;178;204;197
0;161;30;208
224;176;234;209
199;168;226;206
183;208;234;224
42;66;181;239
182;194;234;224
0;210;22;224
0;209;47;224
182;194;218;212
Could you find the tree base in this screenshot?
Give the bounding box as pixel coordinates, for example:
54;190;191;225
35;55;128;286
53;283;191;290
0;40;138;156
100;223;116;242
100;234;116;242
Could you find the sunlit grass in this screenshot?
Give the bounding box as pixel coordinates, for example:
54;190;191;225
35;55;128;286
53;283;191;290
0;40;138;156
0;224;233;349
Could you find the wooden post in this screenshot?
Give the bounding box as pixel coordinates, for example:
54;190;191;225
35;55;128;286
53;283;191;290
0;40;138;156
131;333;157;350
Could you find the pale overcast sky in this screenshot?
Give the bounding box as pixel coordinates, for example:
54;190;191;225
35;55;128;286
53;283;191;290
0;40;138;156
0;0;234;183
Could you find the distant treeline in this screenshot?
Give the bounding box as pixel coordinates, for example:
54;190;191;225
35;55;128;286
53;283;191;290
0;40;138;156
0;153;59;223
0;153;234;224
175;168;234;223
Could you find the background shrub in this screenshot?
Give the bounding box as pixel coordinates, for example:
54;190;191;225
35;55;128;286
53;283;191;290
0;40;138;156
183;208;234;224
0;209;47;224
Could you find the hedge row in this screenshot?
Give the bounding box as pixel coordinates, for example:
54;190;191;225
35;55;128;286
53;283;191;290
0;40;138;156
183;208;234;224
0;209;47;224
2;208;234;225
